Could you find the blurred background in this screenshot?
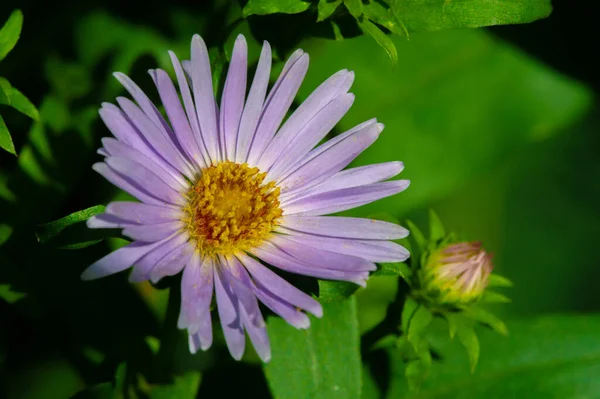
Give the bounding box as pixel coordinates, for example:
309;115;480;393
0;0;598;398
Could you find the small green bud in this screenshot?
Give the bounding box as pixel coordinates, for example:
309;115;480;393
420;241;493;307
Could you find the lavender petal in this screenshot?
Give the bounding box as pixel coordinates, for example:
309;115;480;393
128;233;189;282
105;201;182;224
238;252;323;317
283;180;409;216
280;215;409;240
122;220;183;242
214;266;246;360
179;256;214;350
235;41;272;163
92;162;166;206
220;35;247;160
81;240;163;280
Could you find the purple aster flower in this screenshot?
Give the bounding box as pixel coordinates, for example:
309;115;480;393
82;34;410;362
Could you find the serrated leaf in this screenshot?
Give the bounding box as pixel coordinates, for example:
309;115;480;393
344;0;363;18
0;10;23;61
389;0;552;33
428;209;445;242
265;297;361;399
35;205;122;249
487;273;513;288
358;18;397;65
464;306;508;336
0;284;26;303
243;0;311;17
319;279;360;302
318;0;342;22
0;114;15;155
457;323;480;373
374;262;412;281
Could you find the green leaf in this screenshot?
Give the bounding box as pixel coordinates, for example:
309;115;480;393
406;220;426;254
480;290;511;304
35;205;121;249
0;284;26;303
319;279;361;302
363;1;408;37
464;306;508;336
0;114;15;155
456;324;480;373
243;0;311;17
487;274;513;288
45;57;92;101
358;18;398;65
0;10;23;61
317;0;342;22
406;304;433;354
389;0;552;33
148;372;201;399
343;0;363;18
318;0;342;22
0;223;12;246
298;30;591;217
401;314;600;398
374;262;412;281
265;297;361;399
330;20;344;41
0;77;39;121
428;209;445;242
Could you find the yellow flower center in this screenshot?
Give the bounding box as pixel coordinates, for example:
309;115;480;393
183;161;282;258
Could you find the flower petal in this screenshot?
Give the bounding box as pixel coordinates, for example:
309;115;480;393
251;244;368;286
252;282;311;329
238;252;323;317
117;97;193;177
102;138;188;191
282;234;410;263
266;93;355;180
122;220;184;242
214;266;245;360
258;69;354;173
281;161;404;204
220;35;247;160
87;213;136;229
279;215;409;240
168;50;211;164
270;235;376;272
128;233;189;282
283;180;409;216
149;68;206;168
235;41;272;163
149;240;195;283
246;51;309;166
105;157;184;205
278;121;382;193
191;34;220;163
179;255;214;352
81;240;163;280
105;201;182;224
92;162;166;206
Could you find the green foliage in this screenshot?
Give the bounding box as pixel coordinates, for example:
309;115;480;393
35;205;122;249
358;18;398;66
319;279;361;302
299;31;591;215
265;298;361;399
317;0;342;22
243;0;311;16
0;284;26;303
0;9;22;61
0;10;39;155
389;314;600;398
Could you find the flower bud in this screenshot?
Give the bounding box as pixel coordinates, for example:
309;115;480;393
420;241;493;306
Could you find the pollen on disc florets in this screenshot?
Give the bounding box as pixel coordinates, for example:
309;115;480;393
183;161;283;257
